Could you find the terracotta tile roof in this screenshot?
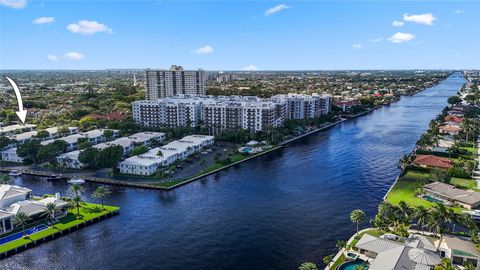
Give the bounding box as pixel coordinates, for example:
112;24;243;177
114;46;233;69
444;115;463;124
413;155;453;169
439;125;461;133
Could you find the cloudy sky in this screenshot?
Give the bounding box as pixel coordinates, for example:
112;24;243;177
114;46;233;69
0;0;479;70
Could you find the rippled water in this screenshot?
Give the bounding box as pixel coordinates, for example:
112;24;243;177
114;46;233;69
1;74;465;270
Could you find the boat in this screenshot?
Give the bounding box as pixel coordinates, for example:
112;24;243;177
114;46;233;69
68;178;86;184
8;170;21;177
47;176;63;181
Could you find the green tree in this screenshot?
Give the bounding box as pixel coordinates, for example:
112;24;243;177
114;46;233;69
77;137;91;150
92;186;111;209
447;96;460;105
398;154;410;169
413;205;429;235
103;129;114;141
430;168;451;184
78;147;100;167
131;145;148;156
336;240;346;251
35;130;50;140
0;136;13;150
58;126;71;136
42;202;59;227
465;262;475;270
36;140;67;162
0;174;11;184
69;183;85;197
16;139;41;163
14;212;30;237
434;258;455;270
70;195;83;217
350;209;366;236
299;262;319;270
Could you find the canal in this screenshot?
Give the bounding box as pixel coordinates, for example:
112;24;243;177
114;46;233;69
1;73;466;270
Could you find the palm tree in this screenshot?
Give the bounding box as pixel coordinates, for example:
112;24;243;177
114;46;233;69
465;262;475;270
42;202;59;226
92;186;111;209
322;255;332;266
336;240;346;252
0;174;11;184
428;203;454;235
70;195;83;217
299;262;318;270
14;212;30;237
413;205;429;234
350;209;366;236
69;183;85;197
398;155;410;169
434;258;455;270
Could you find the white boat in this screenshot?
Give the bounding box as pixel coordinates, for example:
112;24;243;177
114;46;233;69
68;178;86;184
8;170;21;177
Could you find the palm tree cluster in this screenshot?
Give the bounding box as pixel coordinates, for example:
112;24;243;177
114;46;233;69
371;201;478;240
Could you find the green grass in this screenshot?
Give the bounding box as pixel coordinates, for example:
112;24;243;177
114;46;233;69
156;146;280;188
0;202;119;254
330;255;346;269
451;177;478;190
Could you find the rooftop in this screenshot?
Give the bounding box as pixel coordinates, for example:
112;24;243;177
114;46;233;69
424;182;480;206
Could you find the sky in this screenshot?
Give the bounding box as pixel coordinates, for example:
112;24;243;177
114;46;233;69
0;0;479;70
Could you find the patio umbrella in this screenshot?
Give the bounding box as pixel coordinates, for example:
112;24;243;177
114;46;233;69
408;248;442;266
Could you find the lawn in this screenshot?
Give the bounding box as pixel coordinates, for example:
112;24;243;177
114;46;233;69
0;202;119;254
451;177;478;190
156;146;280;188
386;180;433;208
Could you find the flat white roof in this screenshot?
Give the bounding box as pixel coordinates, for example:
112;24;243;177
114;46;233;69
42;133;86;145
93;137;133;150
0;124;36;133
127;132;165;143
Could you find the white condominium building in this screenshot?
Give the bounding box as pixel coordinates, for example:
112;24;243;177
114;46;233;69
271;94;332;119
133;94;331;132
118;135;214;176
145;65;206;100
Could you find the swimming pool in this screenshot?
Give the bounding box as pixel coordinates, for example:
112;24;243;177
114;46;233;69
0;224;49;245
422;195;444;204
337;259;368;270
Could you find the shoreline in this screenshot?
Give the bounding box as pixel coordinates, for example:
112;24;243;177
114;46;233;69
0;86;431;190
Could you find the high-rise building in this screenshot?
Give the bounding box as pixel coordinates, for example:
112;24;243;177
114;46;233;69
145;65;206;100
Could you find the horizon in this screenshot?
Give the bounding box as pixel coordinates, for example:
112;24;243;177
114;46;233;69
1;1;479;70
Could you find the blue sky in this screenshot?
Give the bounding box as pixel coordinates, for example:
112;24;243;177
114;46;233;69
0;0;479;70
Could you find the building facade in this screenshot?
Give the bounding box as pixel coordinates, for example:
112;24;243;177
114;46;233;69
133;94;331;132
145;65;206;100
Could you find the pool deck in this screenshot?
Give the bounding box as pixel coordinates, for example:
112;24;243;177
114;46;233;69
325;228;373;270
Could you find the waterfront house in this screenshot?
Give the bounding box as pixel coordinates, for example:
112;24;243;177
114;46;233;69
444;115;463;125
0;210;13;233
435;234;480;267
0;185;32;208
413;155;453;169
423;182;480;210
355;234;441;270
439;125;462;135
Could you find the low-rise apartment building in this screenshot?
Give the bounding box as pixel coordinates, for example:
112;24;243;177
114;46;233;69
118;134;214;175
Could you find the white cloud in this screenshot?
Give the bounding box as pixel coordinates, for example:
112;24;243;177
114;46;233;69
352;43;363;49
33;17;55;25
392;20;405;27
244;64;258;71
265;4;289;16
47;54;59;61
403;13;436;25
388;32;415;43
67;20;113;35
0;0;27;9
192;45;214;55
63;52;84;60
369;37;383;42
454;9;463;15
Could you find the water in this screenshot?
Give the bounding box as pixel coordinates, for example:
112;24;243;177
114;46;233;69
0;225;48;245
1;73;465;270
